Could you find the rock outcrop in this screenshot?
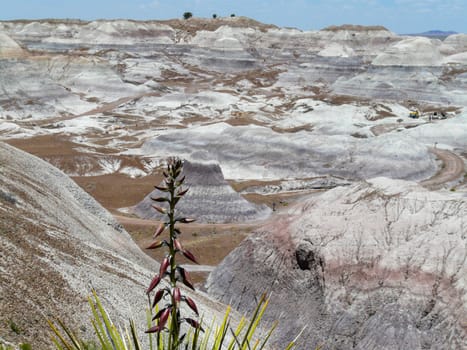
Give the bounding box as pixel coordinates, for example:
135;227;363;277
133;160;271;223
372;37;443;66
207;178;467;349
0;142;153;346
140;122;438;182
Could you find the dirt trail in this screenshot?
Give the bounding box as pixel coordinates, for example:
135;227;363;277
421;147;465;189
113;213;261;231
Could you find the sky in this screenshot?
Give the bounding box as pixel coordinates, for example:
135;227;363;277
1;0;466;34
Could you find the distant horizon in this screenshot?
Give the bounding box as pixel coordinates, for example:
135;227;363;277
0;16;463;36
1;0;466;35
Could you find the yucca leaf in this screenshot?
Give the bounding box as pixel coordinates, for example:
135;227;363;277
93;292;122;350
90;319;108;350
230;329;246;350
190;316;203;350
51;337;66;350
57;319;83;350
227;316;247;350
247;297;269;347
213;307;230;350
124;326;133;350
284;326;307;350
199;318;215;350
241;294;267;349
256;321;278;350
88;294;113;350
47;319;76;350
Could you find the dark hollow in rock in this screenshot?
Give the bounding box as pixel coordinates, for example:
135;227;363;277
295;241;315;270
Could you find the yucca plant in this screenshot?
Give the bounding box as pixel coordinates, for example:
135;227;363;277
49;291;299;350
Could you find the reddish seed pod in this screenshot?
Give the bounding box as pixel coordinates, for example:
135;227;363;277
154;185;168;192
185;318;204;332
182;249;199;264
151;196;168;203
174;239;183;251
150;307;171;330
159;307;171;326
146;240;164;249
145;324;164;333
185;296;199;316
152;289;165;308
152;205;167;214
152;307;166;320
179;267;195;290
153;223;165;238
179;218;196;224
159;256;170;276
177;188;189;196
147;274;161;294
173;287;181;303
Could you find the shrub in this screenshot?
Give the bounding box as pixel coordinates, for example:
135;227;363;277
183;12;193;20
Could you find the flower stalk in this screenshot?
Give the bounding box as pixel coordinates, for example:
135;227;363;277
145;158;201;348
